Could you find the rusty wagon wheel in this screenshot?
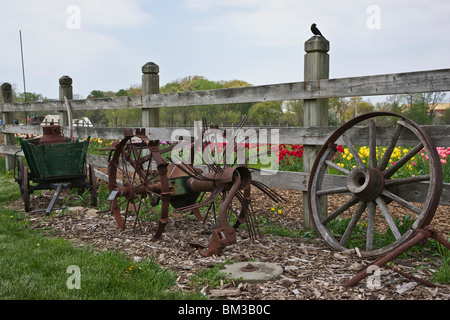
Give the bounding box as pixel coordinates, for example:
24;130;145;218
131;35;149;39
308;112;443;258
107;130;171;241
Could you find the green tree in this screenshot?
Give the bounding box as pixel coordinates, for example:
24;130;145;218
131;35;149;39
115;89;129;96
442;108;450;124
329;97;350;124
87;90;106;98
402;93;432;125
16;92;47;103
15;91;48;124
248;101;283;125
283;100;303;126
159;76;253;126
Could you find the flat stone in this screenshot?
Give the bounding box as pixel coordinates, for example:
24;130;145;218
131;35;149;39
86;209;98;217
220;262;283;284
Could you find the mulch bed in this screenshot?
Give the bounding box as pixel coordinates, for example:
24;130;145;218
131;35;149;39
8;184;449;301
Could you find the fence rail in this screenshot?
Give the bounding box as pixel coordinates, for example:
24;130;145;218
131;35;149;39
2;36;450;229
3;123;450;147
1;69;449;113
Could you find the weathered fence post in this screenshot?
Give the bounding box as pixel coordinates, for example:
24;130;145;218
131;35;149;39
59;75;73;127
302;36;330;230
141;62;160;127
1;83;15;172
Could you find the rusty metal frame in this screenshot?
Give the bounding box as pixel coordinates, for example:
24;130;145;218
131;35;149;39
342;226;450;288
104;118;284;256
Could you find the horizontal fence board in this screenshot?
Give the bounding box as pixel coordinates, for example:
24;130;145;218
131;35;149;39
2;69;449;112
0;96;143;113
84;155;450;206
143;69;450;109
3;124;450;147
250;170;450;206
1;146;448;205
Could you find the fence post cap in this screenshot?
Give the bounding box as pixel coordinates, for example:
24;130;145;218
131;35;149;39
305;36;329;53
1;82;12;90
59;75;73;86
142;62;159;74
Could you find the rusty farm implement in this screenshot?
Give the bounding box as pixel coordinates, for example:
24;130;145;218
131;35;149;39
102;117;283;256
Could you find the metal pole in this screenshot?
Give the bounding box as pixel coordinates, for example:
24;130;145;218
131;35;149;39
19;30;28;124
19;30;26;102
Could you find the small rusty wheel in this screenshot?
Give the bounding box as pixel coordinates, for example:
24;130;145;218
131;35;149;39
308;112;443;258
107;130;171;241
17;158;31;212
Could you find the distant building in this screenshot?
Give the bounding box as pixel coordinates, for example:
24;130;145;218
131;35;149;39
38;114;93;127
432;103;450;117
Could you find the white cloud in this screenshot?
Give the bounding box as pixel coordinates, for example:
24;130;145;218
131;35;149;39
82;0;154;28
1;0;449;100
0;0;153;97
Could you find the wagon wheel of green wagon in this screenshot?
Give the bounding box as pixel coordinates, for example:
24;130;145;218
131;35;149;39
17;158;31;212
307;112;443;258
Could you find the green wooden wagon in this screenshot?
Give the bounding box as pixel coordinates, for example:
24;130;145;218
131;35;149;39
15;136;97;215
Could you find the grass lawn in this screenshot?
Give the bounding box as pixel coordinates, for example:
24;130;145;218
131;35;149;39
0;158;204;300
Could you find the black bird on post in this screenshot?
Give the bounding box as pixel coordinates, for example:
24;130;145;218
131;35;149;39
311;23;326;39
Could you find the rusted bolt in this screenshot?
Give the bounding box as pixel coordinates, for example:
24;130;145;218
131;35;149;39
240;263;259;272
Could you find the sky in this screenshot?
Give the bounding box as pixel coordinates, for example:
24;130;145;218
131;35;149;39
1;0;449;101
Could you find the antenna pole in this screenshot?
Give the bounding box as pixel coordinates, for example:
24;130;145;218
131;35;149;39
19;30;27;123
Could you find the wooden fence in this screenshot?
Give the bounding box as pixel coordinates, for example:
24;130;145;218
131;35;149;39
1;36;450;228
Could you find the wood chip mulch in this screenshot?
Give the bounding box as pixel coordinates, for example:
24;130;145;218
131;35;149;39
8;185;449;301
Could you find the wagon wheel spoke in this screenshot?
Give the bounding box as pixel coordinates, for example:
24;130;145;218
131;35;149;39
368;120;377;168
384;174;431;186
375;197;402;240
316;186;349;196
378;123;403;171
325;160;350;175
366;201;376;251
342;134;364;168
383;142;423;179
340;201;367;246
322;196;358;225
380;189;422;215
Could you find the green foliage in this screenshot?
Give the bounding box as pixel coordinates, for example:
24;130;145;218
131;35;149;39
424;240;450;284
189;261;235;288
325;214;417;253
248;101;283;125
159;75;257;126
0;211;204;299
0;158;21;202
16;92;47;103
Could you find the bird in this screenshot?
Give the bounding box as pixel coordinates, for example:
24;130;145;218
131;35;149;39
311;23;326;39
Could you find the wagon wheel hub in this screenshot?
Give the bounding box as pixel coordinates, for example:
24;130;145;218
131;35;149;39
346;167;384;202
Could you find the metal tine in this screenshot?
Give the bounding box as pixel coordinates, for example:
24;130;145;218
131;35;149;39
251;180;285;202
176;186;224;213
